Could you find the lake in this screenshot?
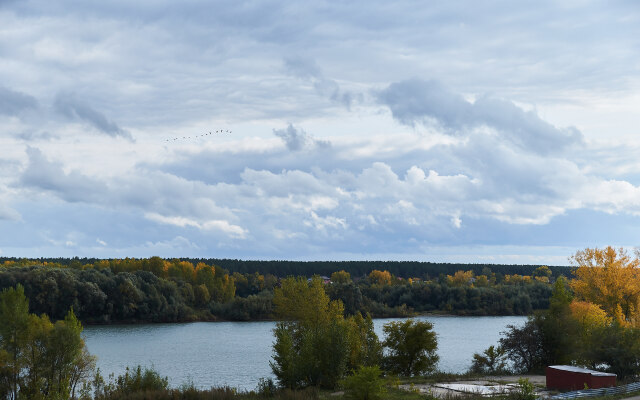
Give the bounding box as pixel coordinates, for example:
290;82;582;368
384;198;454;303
82;315;526;391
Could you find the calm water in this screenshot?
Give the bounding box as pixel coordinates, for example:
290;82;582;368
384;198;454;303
83;316;525;391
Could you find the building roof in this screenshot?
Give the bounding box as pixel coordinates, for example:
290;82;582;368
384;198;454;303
548;365;616;377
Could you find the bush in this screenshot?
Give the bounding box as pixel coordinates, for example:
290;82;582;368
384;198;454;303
509;378;536;400
257;377;277;397
116;365;169;394
341;366;386;400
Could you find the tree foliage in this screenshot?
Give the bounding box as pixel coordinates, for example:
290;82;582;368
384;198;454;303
499;319;544;373
382;319;438;376
270;277;381;390
469;345;507;374
368;270;392;286
0;284;94;399
570;246;640;326
0;258;558;326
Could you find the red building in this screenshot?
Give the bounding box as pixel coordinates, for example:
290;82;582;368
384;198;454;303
546;365;616;390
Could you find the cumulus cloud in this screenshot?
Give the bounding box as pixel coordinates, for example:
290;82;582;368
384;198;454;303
0;86;38;116
377;79;584;154
9;129;640;259
54;93;133;140
273;124;331;151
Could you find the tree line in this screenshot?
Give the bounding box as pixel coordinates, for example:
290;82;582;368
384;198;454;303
0;259;556;324
0;257;572;280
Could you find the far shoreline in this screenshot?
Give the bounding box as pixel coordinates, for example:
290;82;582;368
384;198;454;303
80;311;530;327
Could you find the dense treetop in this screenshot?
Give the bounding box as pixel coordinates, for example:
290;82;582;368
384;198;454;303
0;256;562;324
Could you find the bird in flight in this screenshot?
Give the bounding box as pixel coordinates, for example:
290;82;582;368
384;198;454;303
164;129;232;142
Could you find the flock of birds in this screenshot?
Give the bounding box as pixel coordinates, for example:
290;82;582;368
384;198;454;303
164;130;232;142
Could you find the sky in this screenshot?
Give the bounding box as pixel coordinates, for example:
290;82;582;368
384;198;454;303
1;0;639;265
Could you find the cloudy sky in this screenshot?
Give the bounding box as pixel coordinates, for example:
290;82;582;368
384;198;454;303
1;1;639;264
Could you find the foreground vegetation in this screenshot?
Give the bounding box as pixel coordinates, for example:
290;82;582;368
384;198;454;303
0;257;559;324
3;246;640;399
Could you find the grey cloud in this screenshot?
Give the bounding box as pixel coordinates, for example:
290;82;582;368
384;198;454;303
16;130;58;142
284;57;362;109
0;86;38;116
54;93;133;141
273;124;331;151
377;78;584;154
20;147;108;202
284;57;322;80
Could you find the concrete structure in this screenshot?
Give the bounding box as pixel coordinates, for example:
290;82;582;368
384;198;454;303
546;365;616;390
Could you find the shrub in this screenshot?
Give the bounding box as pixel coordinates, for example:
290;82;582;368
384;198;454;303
341;366;386;400
509;378;536;400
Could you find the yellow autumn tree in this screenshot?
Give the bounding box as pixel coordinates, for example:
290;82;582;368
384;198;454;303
331;270;352;284
368;270;392;286
447;270;474;287
570;246;640;326
569;301;611;330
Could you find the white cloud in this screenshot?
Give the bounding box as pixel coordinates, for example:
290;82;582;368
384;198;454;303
145;213;247;239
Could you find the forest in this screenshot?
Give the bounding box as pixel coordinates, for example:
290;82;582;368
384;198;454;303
0;257;561;324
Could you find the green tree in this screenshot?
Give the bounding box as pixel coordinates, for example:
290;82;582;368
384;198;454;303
0;284;30;400
382;319;438;376
69;347;96;399
0;285;93;399
346;313;382;370
533;266;552;279
270;277;349;389
469;345;507;374
0;348;11;399
42;310;85;398
21;313;53;399
538;277;579;366
499;319;543;373
270;277;382;389
194;284;211;307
